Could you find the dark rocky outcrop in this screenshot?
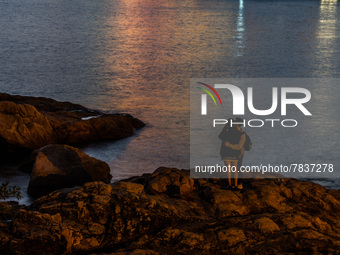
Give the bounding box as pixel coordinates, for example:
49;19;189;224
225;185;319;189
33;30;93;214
27;144;112;197
0;93;145;157
1;167;339;254
0;202;22;221
0;101;56;153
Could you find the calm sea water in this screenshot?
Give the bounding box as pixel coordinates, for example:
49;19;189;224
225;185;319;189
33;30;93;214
0;0;339;203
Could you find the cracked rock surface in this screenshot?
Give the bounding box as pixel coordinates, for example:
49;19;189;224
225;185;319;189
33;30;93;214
1;167;339;254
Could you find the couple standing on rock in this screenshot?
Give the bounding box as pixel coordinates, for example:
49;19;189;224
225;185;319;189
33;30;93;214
219;117;251;190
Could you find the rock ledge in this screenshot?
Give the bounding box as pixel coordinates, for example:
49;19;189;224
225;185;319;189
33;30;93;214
0;167;339;254
0;93;145;157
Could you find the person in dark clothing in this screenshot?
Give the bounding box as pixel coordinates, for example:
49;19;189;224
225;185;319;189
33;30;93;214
218;118;246;190
218;118;233;141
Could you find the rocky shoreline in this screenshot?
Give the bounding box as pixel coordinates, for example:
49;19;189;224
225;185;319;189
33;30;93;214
0;167;340;254
0;94;339;254
0;93;145;199
0;93;145;159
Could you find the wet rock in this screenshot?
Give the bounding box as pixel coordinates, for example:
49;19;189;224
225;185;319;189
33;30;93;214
27;144;112;197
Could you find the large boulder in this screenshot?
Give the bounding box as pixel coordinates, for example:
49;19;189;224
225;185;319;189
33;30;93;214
0;93;145;156
0;101;57;152
27;144;112;197
1;167;339;254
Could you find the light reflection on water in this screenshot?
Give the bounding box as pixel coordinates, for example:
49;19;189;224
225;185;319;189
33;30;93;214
235;0;245;57
0;0;339;202
314;0;338;76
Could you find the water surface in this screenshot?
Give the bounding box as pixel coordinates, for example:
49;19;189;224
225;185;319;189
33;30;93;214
0;0;339;202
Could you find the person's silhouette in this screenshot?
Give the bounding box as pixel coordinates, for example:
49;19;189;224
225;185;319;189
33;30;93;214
218;118;247;190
